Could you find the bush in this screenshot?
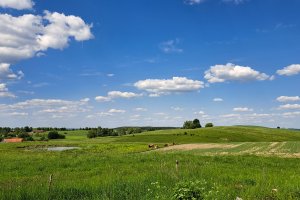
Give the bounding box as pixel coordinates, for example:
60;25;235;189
173;180;219;200
18;132;30;138
87;130;97;138
205;123;214;128
24;136;34;141
47;131;65;139
39;136;48;141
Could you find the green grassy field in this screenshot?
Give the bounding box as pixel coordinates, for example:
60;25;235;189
1;126;300;199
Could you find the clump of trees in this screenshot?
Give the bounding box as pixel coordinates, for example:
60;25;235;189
205;123;214;128
87;127;144;138
0;126;34;141
47;131;66;139
183;119;202;129
87;127;117;138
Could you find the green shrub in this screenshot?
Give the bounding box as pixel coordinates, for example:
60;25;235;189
47;131;65;139
205;123;214;128
173;180;219;200
87;130;97;138
18;132;30;138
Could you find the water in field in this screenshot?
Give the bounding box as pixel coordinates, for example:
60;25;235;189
47;147;80;151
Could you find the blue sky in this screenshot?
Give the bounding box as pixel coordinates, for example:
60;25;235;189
0;0;300;128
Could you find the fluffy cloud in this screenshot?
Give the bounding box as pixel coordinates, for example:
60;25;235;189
134;77;204;96
0;11;93;64
0;97;91;121
213;98;223;102
0;83;16;98
135;107;147;112
0;10;93;95
278;104;300;110
233;107;253;112
159;39;183;53
276;96;300;102
0;63;24;81
0;98;89;110
94;96;111;102
108;91;142;99
95;91;142;102
204;63;272;83
108;109;126;113
277;64;300;76
0;0;34;10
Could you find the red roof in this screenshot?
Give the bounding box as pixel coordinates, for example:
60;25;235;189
3;138;24;143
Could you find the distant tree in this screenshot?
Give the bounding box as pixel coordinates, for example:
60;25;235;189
192;119;202;128
48;131;65;139
183;121;194;129
205;123;214;128
87;130;97;138
18;132;30;138
277;126;281;129
24;126;33;132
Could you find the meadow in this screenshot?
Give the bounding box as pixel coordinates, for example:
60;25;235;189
1;126;300;200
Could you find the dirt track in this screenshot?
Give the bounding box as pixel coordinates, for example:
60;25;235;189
160;143;240;151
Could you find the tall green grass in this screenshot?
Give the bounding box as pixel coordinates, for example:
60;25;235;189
1;126;300;199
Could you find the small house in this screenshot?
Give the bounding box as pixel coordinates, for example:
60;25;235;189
3;138;24;143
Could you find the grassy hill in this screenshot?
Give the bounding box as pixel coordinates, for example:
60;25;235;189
116;126;300;144
1;126;300;199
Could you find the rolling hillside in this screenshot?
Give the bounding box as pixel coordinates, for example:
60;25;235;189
116;126;300;143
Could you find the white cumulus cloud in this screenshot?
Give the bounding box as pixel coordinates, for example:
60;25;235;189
107;91;142;99
276;96;300;102
0;63;24;81
277;64;300;76
0;83;16;98
278;104;300;110
233;107;253;112
134;77;204;96
0;11;93;64
95;91;142;102
108;109;126;113
204;63;272;83
0;0;34;10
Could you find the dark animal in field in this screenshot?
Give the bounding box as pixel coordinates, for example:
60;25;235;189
164;144;169;147
148;144;155;148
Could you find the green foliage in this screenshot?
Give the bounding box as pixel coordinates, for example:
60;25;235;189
183;119;202;129
173;180;219;200
87;130;97;138
17;132;30;138
192;119;201;128
48;131;65;139
87;127;116;138
1;126;300;199
205;123;214;128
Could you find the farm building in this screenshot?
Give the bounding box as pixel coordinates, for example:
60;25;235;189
3;138;24;143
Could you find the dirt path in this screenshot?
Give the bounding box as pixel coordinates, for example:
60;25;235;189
160;143;241;151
